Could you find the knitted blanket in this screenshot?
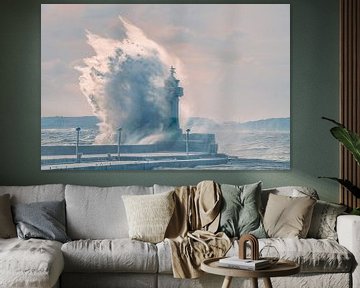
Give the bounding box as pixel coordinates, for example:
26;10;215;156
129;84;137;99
165;180;231;278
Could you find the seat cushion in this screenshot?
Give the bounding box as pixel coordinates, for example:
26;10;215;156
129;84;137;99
157;238;354;274
62;239;158;273
156;240;173;274
229;238;354;273
262;238;353;272
0;238;64;288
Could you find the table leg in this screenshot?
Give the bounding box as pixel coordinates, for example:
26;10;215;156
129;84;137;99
251;278;258;288
221;276;233;288
263;277;273;288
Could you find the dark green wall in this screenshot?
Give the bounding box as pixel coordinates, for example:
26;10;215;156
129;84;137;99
0;0;340;202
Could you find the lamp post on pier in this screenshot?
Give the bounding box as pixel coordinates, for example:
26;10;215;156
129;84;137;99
117;127;122;159
75;127;81;163
185;128;190;156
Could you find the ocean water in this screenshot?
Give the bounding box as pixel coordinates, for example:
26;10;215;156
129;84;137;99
41;128;98;145
216;130;290;162
41;128;290;162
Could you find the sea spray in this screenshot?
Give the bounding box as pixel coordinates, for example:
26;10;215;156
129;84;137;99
76;17;181;144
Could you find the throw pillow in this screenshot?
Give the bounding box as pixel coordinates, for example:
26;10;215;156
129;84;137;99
218;182;266;238
122;190;175;243
0;194;16;238
12;200;70;243
263;193;316;238
307;200;347;240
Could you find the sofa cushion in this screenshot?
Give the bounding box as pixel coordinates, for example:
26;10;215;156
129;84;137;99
0;184;65;204
61;239;158;273
218;182;266;238
156;240;173;274
0;238;64;288
0;194;16;238
261;186;319;213
236;238;353;273
158;237;353;274
263;193;316;238
307;200;347;240
65;185;153;239
261;238;353;273
12;200;70;243
122;191;175;243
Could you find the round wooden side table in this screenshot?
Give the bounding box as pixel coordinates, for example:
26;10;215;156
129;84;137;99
201;257;300;288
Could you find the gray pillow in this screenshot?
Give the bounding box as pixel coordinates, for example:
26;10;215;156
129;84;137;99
307;200;347;240
12;200;70;243
218;182;266;238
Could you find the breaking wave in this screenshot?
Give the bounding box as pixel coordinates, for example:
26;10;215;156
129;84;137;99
76;17;181;144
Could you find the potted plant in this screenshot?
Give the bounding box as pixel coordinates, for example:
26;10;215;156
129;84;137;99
320;117;360;215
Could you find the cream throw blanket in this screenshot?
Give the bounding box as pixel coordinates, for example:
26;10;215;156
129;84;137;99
165;181;231;278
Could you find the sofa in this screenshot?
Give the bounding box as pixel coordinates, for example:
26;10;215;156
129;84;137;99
0;183;359;288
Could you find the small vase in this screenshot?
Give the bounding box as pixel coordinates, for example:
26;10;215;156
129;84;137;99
259;245;280;264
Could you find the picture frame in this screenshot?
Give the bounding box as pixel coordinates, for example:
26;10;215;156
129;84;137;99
41;4;290;171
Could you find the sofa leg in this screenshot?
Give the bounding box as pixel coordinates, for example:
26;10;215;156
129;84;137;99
221;276;232;288
263;277;273;288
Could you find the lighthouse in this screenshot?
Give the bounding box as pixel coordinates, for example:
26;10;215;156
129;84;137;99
164;66;183;134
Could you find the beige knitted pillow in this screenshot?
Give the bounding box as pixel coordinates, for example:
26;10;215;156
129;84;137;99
263;193;316;238
122;191;175;243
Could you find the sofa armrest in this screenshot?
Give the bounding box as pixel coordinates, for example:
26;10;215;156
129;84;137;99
337;215;360;288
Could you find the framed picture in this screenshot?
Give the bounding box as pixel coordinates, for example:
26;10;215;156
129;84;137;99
41;4;290;171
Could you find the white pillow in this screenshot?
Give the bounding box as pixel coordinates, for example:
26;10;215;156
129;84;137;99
122;191;175;243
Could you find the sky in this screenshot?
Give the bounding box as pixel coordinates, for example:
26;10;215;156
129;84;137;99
41;4;290;124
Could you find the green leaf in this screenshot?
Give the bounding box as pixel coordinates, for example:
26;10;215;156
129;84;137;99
318;177;360;198
322;116;344;127
351;208;360;215
330;126;360;165
322;117;360;165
